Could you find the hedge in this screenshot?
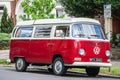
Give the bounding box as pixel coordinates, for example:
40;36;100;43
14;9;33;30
0;33;10;50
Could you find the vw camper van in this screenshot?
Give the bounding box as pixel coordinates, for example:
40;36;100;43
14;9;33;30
10;18;111;76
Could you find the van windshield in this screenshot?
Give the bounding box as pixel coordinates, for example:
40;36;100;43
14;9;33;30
72;24;105;39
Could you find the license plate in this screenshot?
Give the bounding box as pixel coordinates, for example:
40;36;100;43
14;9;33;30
90;58;102;62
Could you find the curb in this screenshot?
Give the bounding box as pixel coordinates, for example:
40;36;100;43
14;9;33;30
99;74;120;79
68;70;120;79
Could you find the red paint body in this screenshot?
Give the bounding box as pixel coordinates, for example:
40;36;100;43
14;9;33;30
10;39;110;64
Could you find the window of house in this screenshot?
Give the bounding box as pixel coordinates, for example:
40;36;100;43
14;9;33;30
15;27;33;38
23;14;30;19
55;26;69;37
0;13;3;22
56;1;64;18
0;6;4;21
0;6;4;10
34;26;52;38
56;9;64;18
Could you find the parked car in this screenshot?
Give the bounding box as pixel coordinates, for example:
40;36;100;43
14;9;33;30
10;18;112;76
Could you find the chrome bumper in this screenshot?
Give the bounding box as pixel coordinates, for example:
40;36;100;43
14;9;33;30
65;62;112;67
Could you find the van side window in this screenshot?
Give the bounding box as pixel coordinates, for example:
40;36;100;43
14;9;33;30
15;27;33;38
55;26;69;37
34;26;52;38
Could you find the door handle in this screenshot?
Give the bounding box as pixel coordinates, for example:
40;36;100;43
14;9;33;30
47;43;54;46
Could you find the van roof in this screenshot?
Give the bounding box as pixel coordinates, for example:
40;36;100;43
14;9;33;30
16;18;100;26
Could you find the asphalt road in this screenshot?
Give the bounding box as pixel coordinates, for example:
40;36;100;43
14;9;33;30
0;66;119;80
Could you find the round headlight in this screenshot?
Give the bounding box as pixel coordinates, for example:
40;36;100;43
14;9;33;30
106;50;111;57
79;48;85;56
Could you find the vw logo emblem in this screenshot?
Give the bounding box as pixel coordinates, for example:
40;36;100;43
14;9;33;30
93;46;100;55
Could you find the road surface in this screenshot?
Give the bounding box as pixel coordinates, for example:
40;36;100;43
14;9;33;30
0;66;119;80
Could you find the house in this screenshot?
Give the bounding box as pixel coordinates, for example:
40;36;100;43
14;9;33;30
10;0;68;25
0;0;13;23
10;0;120;39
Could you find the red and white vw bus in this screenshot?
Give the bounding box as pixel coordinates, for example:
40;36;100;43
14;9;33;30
10;18;111;76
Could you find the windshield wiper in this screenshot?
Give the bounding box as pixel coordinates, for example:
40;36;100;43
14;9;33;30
74;33;85;38
87;35;98;39
90;34;98;37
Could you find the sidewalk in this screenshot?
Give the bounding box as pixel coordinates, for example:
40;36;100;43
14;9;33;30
0;50;120;66
0;50;9;59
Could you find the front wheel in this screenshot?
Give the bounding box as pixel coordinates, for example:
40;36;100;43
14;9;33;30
15;58;28;72
53;57;67;76
86;67;100;77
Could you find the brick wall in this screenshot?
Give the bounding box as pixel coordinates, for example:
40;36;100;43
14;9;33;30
112;17;120;34
111;49;120;60
95;16;120;34
10;0;18;25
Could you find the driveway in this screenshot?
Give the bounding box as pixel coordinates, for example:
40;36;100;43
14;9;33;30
0;50;9;59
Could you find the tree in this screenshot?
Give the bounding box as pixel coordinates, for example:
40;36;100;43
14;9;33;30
1;7;14;33
21;0;55;20
60;0;120;18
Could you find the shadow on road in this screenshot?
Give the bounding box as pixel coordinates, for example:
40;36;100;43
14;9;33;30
5;67;120;79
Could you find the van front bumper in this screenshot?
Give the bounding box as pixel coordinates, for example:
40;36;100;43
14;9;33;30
65;62;112;67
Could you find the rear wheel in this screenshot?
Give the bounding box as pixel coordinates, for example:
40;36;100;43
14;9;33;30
86;67;100;77
15;58;28;72
53;57;67;76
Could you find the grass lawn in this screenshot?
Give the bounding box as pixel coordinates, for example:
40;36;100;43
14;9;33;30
0;33;10;40
70;66;120;76
100;66;120;76
0;59;12;65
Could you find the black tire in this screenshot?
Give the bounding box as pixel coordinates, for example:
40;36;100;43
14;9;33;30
53;57;67;76
86;67;100;77
15;58;28;72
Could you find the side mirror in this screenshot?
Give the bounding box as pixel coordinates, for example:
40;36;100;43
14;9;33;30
105;32;111;40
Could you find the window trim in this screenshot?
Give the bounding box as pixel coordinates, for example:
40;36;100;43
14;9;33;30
54;25;70;38
72;23;105;39
34;25;52;38
11;27;17;38
14;26;33;38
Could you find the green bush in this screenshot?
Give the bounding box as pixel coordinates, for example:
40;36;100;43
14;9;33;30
0;59;11;65
0;33;10;50
0;33;10;40
1;7;14;33
110;33;120;48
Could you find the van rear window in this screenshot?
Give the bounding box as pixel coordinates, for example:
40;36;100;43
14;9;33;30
15;27;33;38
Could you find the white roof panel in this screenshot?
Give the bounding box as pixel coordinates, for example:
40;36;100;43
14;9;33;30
16;18;100;26
16;20;35;26
34;18;100;25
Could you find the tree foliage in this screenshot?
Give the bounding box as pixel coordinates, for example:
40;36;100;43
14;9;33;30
1;7;14;33
60;0;120;18
21;0;55;20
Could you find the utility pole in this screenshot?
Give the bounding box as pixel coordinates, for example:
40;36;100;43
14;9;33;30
104;4;112;40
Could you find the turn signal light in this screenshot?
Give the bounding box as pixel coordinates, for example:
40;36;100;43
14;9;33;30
74;58;81;62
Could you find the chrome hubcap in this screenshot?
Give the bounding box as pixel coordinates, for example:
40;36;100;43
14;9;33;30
54;61;62;73
17;59;23;70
